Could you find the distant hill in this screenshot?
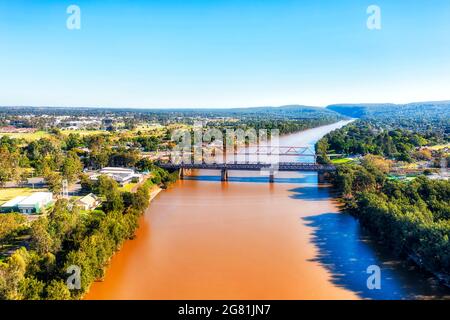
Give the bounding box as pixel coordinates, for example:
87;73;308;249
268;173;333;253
327;101;450;121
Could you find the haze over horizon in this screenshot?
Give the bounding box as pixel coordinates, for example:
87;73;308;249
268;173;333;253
1;0;450;108
1;99;450;110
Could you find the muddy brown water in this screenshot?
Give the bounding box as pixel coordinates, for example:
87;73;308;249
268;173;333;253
86;121;450;300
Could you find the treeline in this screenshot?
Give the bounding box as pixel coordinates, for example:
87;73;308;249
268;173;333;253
316;120;449;163
327;102;450;138
1;105;346;128
0;129;173;189
327;101;450;122
208;117;343;136
0;134;84;189
0;170;176;300
331;158;450;283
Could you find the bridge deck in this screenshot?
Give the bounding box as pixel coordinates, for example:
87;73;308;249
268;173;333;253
157;162;335;172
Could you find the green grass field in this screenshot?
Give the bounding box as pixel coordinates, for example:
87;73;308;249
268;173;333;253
133;124;163;132
331;158;354;164
1;129;108;142
119;182;138;193
60;129;106;136
0;131;50;141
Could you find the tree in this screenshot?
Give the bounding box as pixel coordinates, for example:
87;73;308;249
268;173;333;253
361;154;392;173
18;170;29;187
43;169;63;194
30;217;54;255
0;248;29;300
80;173;95;193
108;149;140;167
0;213;26;249
97;175;124;213
62;151;83;183
0;146;18;185
414;148;433;161
46;280;71;300
19;277;45;300
0;167;9;187
48;199;79;250
65;133;83;150
315;138;330;164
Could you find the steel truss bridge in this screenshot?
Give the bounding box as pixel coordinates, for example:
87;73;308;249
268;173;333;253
154;145;336;183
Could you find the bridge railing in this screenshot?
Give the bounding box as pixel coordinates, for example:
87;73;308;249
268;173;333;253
156;161;336;172
152;145;319;165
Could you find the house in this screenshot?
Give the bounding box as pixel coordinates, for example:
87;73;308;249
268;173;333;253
90;167;143;186
0;192;53;214
76;193;101;211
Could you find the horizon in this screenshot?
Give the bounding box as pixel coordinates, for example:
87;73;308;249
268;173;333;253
1;99;450;111
1;0;450;107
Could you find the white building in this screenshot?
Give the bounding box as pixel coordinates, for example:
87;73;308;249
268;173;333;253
1;192;53;214
0;196;28;213
90;167;143;186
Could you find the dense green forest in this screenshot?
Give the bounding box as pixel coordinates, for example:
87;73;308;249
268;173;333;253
315;113;450;285
331;159;450;283
327;102;450;136
327;101;450;121
316;120;449;163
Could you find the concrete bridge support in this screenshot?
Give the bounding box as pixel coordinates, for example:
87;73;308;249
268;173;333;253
318;171;331;183
179;168;185;180
221;168;229;182
269;170;275;183
318;171;325;183
179;168;192;180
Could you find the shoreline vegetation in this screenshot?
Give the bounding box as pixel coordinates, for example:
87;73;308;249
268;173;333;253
80;184;163;297
315;115;449;288
334;164;449;288
0;168;176;300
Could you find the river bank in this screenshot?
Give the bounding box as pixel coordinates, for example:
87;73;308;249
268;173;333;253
85;121;450;300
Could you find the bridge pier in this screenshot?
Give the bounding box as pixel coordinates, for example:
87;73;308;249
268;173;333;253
221;168;228;182
179;168;184;180
179;168;192;180
269;170;275;183
318;171;331;183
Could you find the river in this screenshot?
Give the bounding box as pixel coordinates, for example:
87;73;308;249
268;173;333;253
85;120;450;300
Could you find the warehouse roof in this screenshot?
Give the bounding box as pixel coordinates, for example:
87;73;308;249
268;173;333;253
1;196;28;208
17;192;52;206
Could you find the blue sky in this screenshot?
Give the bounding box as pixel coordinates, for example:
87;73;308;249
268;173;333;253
0;0;450;108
